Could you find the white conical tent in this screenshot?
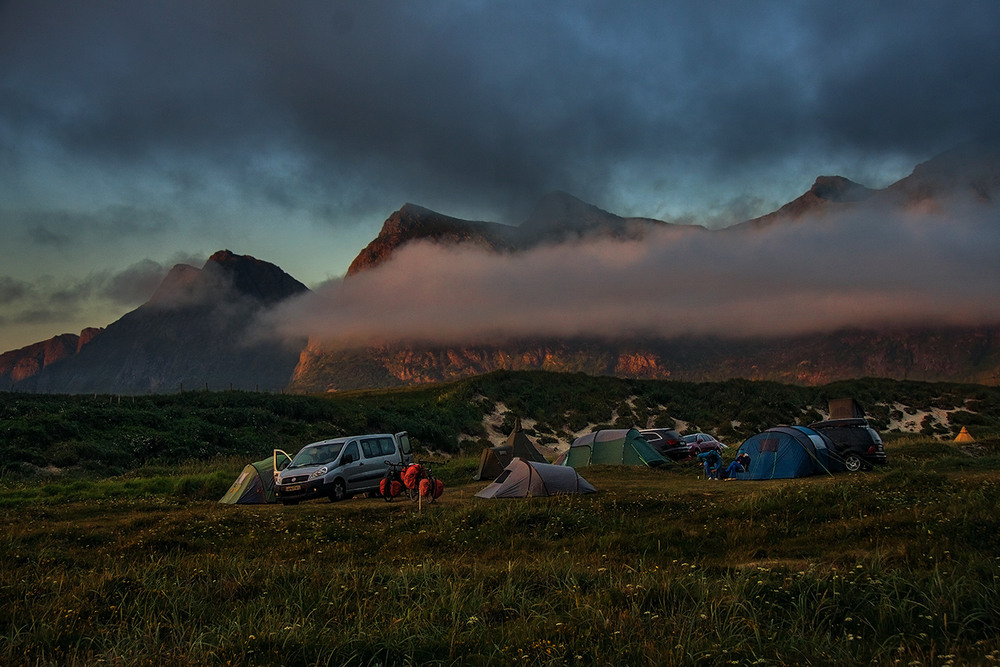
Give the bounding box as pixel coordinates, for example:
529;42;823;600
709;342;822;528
476;458;597;499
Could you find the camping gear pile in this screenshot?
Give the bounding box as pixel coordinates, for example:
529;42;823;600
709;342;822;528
382;461;444;502
379;463;406;500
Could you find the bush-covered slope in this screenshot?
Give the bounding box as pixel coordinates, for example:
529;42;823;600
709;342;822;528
3;371;999;476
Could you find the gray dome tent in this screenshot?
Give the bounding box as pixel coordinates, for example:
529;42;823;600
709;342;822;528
476;458;596;498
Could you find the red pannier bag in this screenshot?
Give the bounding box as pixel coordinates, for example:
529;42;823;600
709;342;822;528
379;478;403;498
418;478;445;499
402;464;424;489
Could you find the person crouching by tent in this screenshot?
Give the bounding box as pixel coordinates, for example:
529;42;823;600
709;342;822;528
724;451;751;481
697;449;722;479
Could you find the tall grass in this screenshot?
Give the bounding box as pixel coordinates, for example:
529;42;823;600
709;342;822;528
3;442;1000;666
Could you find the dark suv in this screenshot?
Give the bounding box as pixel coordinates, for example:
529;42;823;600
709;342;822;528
809;418;887;472
638;429;691;460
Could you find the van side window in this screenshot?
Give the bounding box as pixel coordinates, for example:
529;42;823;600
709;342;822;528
361;439;374;458
380;437;395;455
344;442;359;463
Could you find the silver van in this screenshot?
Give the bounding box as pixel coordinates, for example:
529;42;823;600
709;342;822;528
274;431;412;504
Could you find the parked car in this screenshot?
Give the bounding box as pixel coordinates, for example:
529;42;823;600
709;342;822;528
638;429;692;460
274;432;413;504
682;433;727;454
808;418;887;472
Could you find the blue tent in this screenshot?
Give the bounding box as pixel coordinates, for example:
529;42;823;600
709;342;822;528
731;426;836;480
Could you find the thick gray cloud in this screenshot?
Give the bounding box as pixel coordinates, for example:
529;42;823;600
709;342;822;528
2;1;1000;352
2;0;999;224
0;277;31;305
0;256;196;328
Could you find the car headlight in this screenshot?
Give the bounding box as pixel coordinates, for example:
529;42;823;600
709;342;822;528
310;466;328;479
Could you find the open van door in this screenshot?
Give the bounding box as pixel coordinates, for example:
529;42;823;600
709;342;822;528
273;449;291;480
395;432;413;464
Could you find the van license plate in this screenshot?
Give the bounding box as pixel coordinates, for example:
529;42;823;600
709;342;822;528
285;484;302;492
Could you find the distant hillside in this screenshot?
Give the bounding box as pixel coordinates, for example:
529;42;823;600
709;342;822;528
0;330;101;390
4;372;998;474
6;251;308;394
289;327;1000;393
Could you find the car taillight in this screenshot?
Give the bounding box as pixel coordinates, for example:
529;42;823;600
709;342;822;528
867;445;876;453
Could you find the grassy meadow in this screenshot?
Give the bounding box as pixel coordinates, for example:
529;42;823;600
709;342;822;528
3;373;1000;665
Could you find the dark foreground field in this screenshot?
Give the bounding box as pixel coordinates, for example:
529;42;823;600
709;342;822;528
3;438;1000;666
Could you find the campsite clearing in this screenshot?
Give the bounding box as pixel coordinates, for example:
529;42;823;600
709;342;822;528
3;437;1000;666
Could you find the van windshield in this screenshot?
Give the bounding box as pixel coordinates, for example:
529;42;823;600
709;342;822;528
288;443;344;469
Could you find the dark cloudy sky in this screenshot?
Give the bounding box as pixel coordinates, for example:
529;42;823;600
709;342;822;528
2;1;1000;352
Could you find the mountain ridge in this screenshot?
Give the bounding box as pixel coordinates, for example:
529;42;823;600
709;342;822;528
2;251;308;393
3;146;999;393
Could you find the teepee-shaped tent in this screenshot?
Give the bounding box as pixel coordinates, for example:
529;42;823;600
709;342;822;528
954;426;977;443
474;417;548;480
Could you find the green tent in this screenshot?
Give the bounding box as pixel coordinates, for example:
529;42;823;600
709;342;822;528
560;428;668;468
220;452;290;504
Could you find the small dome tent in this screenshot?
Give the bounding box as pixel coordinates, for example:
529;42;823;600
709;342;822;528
220;452;290;504
560;428;668;469
474;417;548;481
476;458;596;498
731;426;835;480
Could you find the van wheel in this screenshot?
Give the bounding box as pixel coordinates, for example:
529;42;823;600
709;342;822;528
330;479;347;502
844;453;863;472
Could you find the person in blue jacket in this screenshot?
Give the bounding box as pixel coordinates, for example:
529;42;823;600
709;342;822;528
697;449;723;479
724;451;751;480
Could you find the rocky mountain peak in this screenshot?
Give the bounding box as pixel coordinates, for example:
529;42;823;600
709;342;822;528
889;143;1000;203
521;191;624;237
150;251;307;307
346;205;517;276
204;249;309;305
809;176;875;203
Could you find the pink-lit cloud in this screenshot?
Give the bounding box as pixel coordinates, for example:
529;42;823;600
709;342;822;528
262;201;1000;349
